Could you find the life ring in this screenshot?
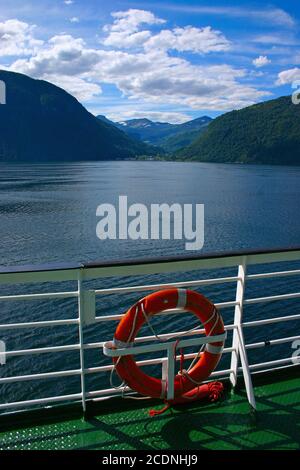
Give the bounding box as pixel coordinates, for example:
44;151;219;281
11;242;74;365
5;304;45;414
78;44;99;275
112;288;226;400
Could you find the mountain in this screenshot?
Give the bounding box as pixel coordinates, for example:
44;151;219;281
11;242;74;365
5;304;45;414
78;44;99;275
96;114;116;126
97;115;212;151
98;116;173;143
178;96;300;165
158;117;212;152
0;71;154;162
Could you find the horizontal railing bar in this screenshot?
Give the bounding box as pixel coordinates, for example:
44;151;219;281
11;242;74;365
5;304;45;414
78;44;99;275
86;368;234;399
215;301;238;309
244;292;300;305
0;272;297;301
93;323;237;349
4;343;80;358
140;301;237;316
209;368;234;378
0;393;82;410
1;316;297;400
242;313;300;328
0;247;299;285
95;301;237;323
0;369;81;384
245;335;300;350
85;324;236;349
83;319;297;360
246;269;300;280
0;347;235;384
238;356;296;371
0;318;78;331
83;248;300;280
7;331;293;374
94;276;239;296
251;363;299;376
0;291;78;302
84;347;235;374
83;342;103;350
86;387;132;398
158;301;238;313
1;246;299;275
85;246;300;269
103;333;227;358
121;324;235;345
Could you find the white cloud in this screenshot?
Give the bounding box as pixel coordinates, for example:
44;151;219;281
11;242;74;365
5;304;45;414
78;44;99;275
276;68;300;85
102;10;230;54
107;57;269;111
251;34;298;46
155;5;295;27
64;0;74;4
103;30;151;49
103;9;165;49
145;26;230;54
0;19;43;57
42;74;101;101
11;35;99;77
70;17;79;23
10;34;102;100
104;9;165;34
5;9;270;111
252;55;271;68
10;31;270;110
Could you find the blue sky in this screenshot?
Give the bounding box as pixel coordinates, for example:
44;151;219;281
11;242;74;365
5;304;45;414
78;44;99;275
0;0;300;122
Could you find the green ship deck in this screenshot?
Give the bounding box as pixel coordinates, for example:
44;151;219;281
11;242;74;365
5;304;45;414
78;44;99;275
0;369;299;451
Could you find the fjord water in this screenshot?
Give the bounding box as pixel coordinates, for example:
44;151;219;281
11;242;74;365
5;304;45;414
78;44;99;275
1;161;300;264
0;161;300;407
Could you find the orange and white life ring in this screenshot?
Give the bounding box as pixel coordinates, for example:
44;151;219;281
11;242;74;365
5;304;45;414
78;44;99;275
112;288;226;401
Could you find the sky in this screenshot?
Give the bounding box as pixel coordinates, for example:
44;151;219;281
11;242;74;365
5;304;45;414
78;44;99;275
0;0;300;123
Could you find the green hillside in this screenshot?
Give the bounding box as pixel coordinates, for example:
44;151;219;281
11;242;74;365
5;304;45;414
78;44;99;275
159;127;208;153
99;115;212;152
0;71;153;162
179;96;300;165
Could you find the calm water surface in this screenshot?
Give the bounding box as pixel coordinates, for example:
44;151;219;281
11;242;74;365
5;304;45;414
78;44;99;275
0;161;299;408
1;161;300;264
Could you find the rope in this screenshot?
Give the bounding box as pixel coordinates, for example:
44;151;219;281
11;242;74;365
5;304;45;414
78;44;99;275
180;308;222;387
186;307;219;372
140;300;207;343
110;300;222;401
149;403;170;417
109;303;140;390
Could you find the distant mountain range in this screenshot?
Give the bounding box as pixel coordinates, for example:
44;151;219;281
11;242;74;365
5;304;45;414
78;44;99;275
178;96;300;165
97;115;212;152
1;71;299;166
0;70;154;162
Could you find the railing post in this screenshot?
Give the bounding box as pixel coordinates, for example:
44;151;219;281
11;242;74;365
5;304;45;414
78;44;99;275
230;256;256;409
78;269;87;415
166;345;175;400
161;358;168;399
230;258;247;387
0;340;6;365
236;324;256;410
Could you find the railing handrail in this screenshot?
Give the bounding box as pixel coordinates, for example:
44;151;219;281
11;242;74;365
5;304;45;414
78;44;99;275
1;245;300;276
84;245;300;269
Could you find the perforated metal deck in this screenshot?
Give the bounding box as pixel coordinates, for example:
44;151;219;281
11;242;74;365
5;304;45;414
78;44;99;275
0;372;299;450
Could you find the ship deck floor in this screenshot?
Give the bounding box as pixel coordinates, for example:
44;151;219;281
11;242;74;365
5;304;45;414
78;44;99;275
0;369;299;450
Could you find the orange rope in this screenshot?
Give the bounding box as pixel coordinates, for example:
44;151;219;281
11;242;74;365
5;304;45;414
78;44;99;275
149;403;170;417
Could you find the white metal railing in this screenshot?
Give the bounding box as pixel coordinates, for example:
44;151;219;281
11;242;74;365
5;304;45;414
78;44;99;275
0;247;299;413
